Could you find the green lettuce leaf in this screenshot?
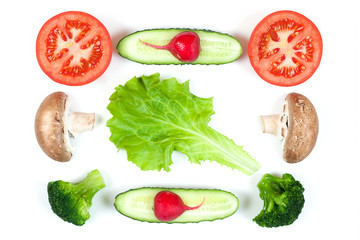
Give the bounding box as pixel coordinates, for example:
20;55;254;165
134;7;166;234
106;73;260;175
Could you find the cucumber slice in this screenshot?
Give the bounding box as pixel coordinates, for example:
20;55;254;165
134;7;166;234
114;187;239;223
117;29;242;65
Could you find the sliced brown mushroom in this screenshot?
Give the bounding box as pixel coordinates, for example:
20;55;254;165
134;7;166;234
260;92;319;163
35;92;95;162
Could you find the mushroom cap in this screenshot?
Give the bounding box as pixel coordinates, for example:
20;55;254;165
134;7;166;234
283;92;319;163
35;92;72;162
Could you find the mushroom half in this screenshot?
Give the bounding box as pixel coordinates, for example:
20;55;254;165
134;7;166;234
260;92;319;163
35;92;95;162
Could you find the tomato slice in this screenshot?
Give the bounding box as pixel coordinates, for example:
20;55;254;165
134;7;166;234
36;11;112;86
248;11;322;87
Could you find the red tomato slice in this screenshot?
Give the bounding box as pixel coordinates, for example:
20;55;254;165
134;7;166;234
36;11;112;86
248;11;322;87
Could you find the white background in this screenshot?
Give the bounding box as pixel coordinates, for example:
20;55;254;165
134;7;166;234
1;0;359;239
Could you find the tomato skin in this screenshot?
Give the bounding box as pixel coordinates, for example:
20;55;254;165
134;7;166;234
248;10;323;87
36;11;112;86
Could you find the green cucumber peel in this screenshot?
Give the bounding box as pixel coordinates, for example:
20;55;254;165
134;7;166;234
117;28;242;65
114;187;239;223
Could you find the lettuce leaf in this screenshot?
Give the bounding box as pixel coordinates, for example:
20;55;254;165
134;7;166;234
106;73;260;175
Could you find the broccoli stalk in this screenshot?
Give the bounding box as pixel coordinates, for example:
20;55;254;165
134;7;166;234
47;169;106;226
253;173;305;228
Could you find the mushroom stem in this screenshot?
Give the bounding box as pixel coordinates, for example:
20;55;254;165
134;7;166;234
260;114;282;136
68;111;95;138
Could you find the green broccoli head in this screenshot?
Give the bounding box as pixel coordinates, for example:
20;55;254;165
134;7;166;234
47;169;105;226
253;173;305;228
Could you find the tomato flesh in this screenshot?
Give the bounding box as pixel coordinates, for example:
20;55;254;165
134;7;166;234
249;11;322;86
36;11;112;86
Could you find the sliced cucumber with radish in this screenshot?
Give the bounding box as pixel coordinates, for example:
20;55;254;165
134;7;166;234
114;187;239;223
117;29;242;65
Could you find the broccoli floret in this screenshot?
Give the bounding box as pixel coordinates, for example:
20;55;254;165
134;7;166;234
253;173;305;228
47;169;105;226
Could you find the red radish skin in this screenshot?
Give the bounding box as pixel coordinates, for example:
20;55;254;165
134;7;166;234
154;191;205;222
140;31;201;62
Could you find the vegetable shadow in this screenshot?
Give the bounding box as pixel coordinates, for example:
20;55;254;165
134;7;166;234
232;33;249;62
103;188;119;207
237;174;263;220
110;29;132;54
